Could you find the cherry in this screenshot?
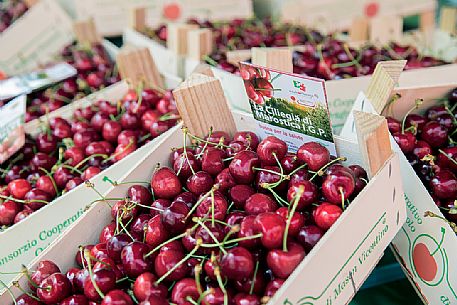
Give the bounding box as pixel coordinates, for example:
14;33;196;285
196;191;228;221
255;166;286;192
267;242;305;278
234;293;260;305
151;167;182;199
53;123;73;139
141;110;160;130
148;199;171;217
111;200;139;223
15;294;43;305
264;279;284;297
14;208;32;223
134;272;168;301
322;171;355;204
171;278;199;305
99;223;116;244
233;131;259;150
287;180;318;210
36;175;57;197
297;142;330;171
83;269;116;301
297;225;324;252
412;140;432;160
229;184;255;209
174;152;200;180
113;141;137;161
24;188;51;210
128;185;152;206
29;260;61;291
234;269;266;295
161;201;190;233
229;150;260;184
254;212;285;249
227;140;250;157
90;243;109;260
82;166;101;180
206;131;230;146
145;214;169;248
201;287;225;305
74;130;99;148
8;179;31;199
118;130;138;146
245;193;278;215
275;207;305;237
201;147;226;176
120;112;140;130
121;242;153;278
187;171;214;195
238;215;261;249
313;203;343;230
437;147;457;172
102;121;122;143
220;246;254;280
155;249;189;281
106;234;132;263
60;295;89;305
54;167;75;189
256;136;287;165
430;170;457;200
393;132;416;154
426;105;448;121
215;168;236;193
421;121;448;148
36;133;58;154
37;273;72;304
0;200;21;225
101;290;133;305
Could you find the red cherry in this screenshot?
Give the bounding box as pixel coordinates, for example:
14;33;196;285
267;242;305;278
322;171;355;204
171;278;199;305
36;175;57;197
101;290;133;305
233;131;260;150
234;293;260;305
437;147;457;172
393;132;416;154
37;273;72;304
161;201;190;233
196;191;228;221
220;246;254;280
141;109;160;130
297;142;330;171
60;295;89;305
186;171;214;195
201;147;226;176
106;234;133;263
102;121;122;142
155;250;189;281
83;269;116;301
313;203;343;230
151;167;182;199
64;147;85;167
145;214;169;248
29;260;61;291
229;150;260;184
36;133;58;154
265;279;284;297
229;184;255;209
297;225;324;252
82;166;101;180
8;179;32;199
287;180;318;210
15;294;43;305
256;136;287;165
134;272;167;301
214;168;236;193
406;114;427;132
245;193;278;215
275;207;305;236
113;141;137;162
121;242;153;277
421;121;448;148
430;170;457;199
0;200;22;226
254;212;285;249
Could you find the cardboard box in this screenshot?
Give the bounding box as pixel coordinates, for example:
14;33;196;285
0;70;182;286
340;69;457;304
0;109;406;305
76;0;253;37
0;0;74;75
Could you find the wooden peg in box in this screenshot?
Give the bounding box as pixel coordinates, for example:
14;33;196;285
366;60;406;113
73;19;101;45
191;63;215;77
349;16;369;42
167;23;199;56
369;15;403;45
116;46;164;89
173;73;237;137
226;49;252;66
440;6;457;35
130;7;147;32
187;29;213;61
251;47;293;72
354;111;392;178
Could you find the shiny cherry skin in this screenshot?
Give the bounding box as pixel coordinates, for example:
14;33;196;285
196;191;228;221
393;131;416;154
15;294;43;305
229;150;260;184
173;152;201;181
106;234;133;263
322;171;355;204
287;180;318;210
229;184;255;209
83;269;116;301
161;201;190;233
430;170;457;200
24;188;52;211
0;200;22;225
233;131;260;150
421;121;448;148
267;242;306;278
386;117;401;134
256;136;287;165
437;147;457;172
254;212;286;249
128;185;152;206
155;249;189;281
29;260;61;291
201;147;226;176
220;246;255;280
215;168;236;193
8;179;32;199
171;278;199;305
133;272;168;301
313;203;343;230
297;225;324;252
60;295;89;305
234;293;261;305
37;273;72;304
186;171;213;195
145;214;169;248
36;133;58;154
245;193;278;215
121;242;153;278
297;142;330;171
101;289;133;305
36;175;57;197
275;207;305;236
151;167;182;199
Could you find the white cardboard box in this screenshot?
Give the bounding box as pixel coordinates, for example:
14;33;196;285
0;73;182;286
341;79;457;304
0;110;406;305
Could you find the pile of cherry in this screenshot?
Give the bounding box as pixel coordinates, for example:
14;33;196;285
19;42;119;122
8;130;368;305
0;88;178;229
388;87;457;225
146;19;447;80
0;0;28;33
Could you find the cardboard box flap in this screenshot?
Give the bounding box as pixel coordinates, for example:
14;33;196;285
173;73;237;137
354;111;392;178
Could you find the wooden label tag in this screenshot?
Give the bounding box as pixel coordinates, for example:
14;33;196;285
130;7;147;32
366;60;406;113
226;49;252;66
187;28;213;61
353;111;392;178
116;46;164;89
73;19;101;45
369;15;403;45
440;6;457;35
349;16;369;42
251;47;293;73
167;23;199;56
173;73;237;137
191;63;215;77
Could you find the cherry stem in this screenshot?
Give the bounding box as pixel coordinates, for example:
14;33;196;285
194;265;203;295
155;239;202;285
283;185;303;251
264;186;288;207
182;128;196;176
184;186;218;221
222;225;240;244
340;187;346;210
214;267;228;305
38;167;60;196
0;194;49;206
203;55;218;67
424;211;457;233
13;281;43;299
439;149;457;166
84;249;105;299
199;233;263;248
0;279;17;305
197;289;214;304
401;99;423;134
73;154;108;171
250;261;260;295
135;80;144;114
444;106;457;126
196;219;227;255
210;190;216;227
102;176;149;186
309;157;347;181
85;181;105;201
195;127;213;159
186;296;199;305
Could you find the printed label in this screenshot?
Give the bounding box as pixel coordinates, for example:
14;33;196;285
0;95;26;163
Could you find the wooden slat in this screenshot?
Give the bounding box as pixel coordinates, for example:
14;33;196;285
130;7;147;32
251;47;293;72
349;16;369;42
369;15;403;45
167;23;199;55
187;28;213;60
354;111;392;178
440;6;457;35
226;49;252;65
173;73;237;137
73;19;101;45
